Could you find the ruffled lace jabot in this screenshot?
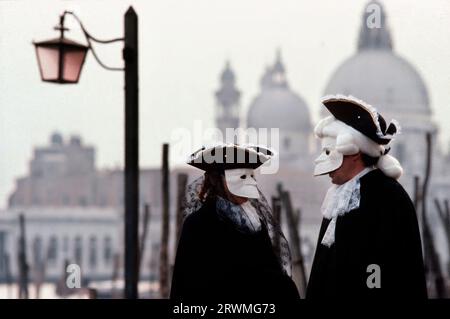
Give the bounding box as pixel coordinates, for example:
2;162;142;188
320;167;374;247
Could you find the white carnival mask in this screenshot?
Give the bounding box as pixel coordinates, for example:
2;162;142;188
224;168;259;199
314;136;344;176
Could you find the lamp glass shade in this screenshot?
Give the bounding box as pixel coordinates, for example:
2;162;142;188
34;38;89;84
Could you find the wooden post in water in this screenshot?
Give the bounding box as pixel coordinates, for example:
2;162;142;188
111;253;121;298
413;176;421;213
138;203;151;280
4;254;12;299
17;214;29;299
277;183;307;298
420;132;446;298
175;173;188;247
34;248;48;299
271;196;282;260
56;259;70;297
159;143;170;298
434;198;450;277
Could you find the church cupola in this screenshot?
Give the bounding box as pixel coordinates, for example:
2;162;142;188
215;60;241;140
357;0;393;51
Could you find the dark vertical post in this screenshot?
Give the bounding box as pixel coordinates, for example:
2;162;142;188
160;143;170;298
445;200;450;278
57;14;66;83
175;173;188;246
18;214;29;299
124;6;139;299
138;203;151;279
434;198;450;277
277;184;307;298
271;196;282;260
172;173;188;287
5;254;12;299
421;132;446;298
56;259;69;297
413;175;421;213
111;253;121;298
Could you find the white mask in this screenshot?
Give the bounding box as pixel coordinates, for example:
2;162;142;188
224;168;259;199
314;136;343;176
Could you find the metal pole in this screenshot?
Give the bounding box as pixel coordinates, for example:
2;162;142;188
124;6;139;299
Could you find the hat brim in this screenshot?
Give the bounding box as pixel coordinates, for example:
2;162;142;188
187;144;273;172
322;95;394;145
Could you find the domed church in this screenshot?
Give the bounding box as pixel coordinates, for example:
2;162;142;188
323;0;442;195
213;0;450;275
247;50;314;165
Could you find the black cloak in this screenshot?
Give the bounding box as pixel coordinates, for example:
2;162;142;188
306;169;427;299
170;198;300;300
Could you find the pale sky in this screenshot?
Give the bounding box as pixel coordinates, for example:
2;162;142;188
1;0;450;209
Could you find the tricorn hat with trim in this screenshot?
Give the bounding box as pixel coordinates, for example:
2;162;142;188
187;144;274;172
315;95;403;179
321;95;400;145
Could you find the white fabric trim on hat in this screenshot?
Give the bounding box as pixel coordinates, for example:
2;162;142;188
241;143;277;160
387;118;402;137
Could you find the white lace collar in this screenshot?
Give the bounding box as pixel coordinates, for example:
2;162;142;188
320;167;374;247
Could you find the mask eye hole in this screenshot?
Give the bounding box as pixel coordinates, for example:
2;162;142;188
325;149;330;156
240;175;247;179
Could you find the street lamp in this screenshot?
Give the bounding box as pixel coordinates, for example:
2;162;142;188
33;8;140;299
33;14;88;83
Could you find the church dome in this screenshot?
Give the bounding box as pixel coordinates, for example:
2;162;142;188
247;52;311;132
323;1;430;117
248;89;311;132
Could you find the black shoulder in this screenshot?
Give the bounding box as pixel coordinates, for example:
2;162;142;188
380;175;412;203
377;173;417;221
362;169;416;217
181;199;216;233
364;170;411;200
182;207;205;232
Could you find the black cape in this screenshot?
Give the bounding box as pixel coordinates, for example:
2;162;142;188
170;198;300;300
306;169;427;299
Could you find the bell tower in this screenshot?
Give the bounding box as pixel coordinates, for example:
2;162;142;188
215;61;241;142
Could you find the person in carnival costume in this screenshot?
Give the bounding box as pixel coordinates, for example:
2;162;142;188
170;144;300;300
306;95;427;299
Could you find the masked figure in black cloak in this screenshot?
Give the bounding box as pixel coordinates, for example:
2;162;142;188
306;95;427;299
170;144;299;300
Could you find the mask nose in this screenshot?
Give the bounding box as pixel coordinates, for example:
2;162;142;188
314;152;327;164
243;175;257;185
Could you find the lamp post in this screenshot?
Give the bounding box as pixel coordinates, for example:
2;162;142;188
33;7;140;299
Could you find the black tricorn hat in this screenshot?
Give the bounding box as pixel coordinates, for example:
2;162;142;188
187;144;274;172
321;95;400;145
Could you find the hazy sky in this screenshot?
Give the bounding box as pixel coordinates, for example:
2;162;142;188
1;0;450;209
